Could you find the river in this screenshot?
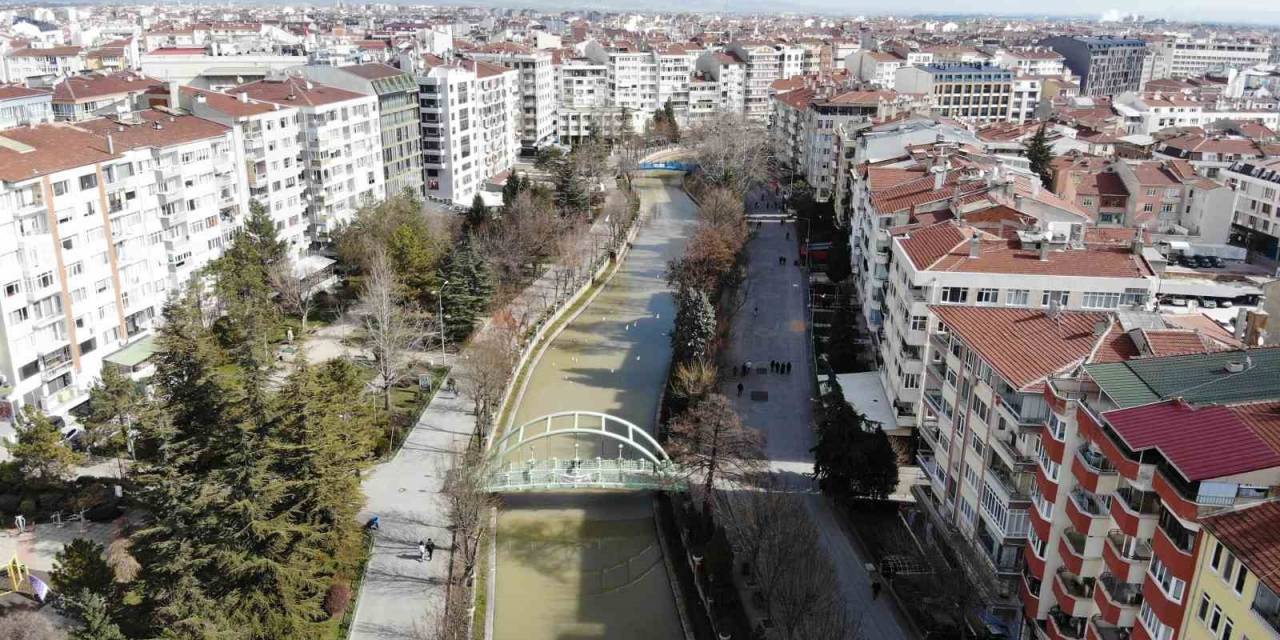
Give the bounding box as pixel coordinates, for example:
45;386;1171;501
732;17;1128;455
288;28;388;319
491;174;698;640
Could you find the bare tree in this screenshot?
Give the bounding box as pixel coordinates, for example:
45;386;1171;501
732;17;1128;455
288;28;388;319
444;444;498;586
602;190;637;253
269;257;322;336
667;394;765;515
461;314;520;436
358;251;430;441
669;358;718;404
687;115;770;195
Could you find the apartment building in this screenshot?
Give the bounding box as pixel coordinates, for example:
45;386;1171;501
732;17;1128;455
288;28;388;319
1010;76;1042;124
876;215;1156;432
2;45;85;83
175;87;310;258
726;42;785;120
895;63;1015;123
693;52;745;115
468;45;557;152
594;46;657;114
293;63;424;199
1152;37;1272;80
995;49;1068;78
1112;159;1235;240
50;71;160;122
236;75;383;246
139;49;308;91
1111;92;1280;137
0;111;245;416
1184;500;1280;640
1041;37;1147;97
0;85;52;129
416;63;481;206
845;50;907;89
655;45;697;117
464;60;520;190
1223;159;1280;264
1016;348;1280;640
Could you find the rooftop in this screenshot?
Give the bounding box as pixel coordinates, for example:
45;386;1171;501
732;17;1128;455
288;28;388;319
0;123;116;182
898;221;1154;279
51;71;161;103
1101;400;1280;482
1200;500;1280;594
1085;347;1280;409
78;110;230;150
235;76;368;108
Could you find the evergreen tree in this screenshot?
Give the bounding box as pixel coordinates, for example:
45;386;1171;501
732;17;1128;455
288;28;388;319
52;538;116;599
663;100;680;143
209;199;286;375
553;160;591;217
438;236;493;342
66;590;127;640
812;399;898;501
824;303;862;373
386;223;440;307
7;405;84;482
502;171;524;206
465;193;490;231
826;230;852;283
83;365;146;473
273;360;375;563
1026;123;1054;188
619;107;635;140
671;288;716;363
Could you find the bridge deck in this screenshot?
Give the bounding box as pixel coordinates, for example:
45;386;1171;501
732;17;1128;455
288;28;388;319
484;457;686;493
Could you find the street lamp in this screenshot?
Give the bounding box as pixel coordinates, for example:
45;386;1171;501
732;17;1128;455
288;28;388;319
436;280;451;362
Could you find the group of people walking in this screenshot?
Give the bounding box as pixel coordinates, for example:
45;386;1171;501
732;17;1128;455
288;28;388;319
736;359;796;396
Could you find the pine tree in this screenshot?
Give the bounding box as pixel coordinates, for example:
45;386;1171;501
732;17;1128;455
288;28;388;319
439;236;493;341
8;405;84;483
52;538;116;598
671;288;716;363
553;160;591;217
209;199;286;375
386;223;440;307
83;365;146;474
812;399;898;501
502;170;524;206
69;591;127;640
1026;123;1054;189
663;100;680;143
465;193;490;231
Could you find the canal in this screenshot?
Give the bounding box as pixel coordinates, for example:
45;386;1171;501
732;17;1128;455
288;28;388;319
491;173;698;640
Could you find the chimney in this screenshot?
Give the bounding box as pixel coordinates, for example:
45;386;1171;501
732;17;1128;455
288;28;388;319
968;234;980;258
1131;228;1144;256
933;166;945;190
167;80;179;109
1039;241;1050;261
106;134;114;154
238;91;249;103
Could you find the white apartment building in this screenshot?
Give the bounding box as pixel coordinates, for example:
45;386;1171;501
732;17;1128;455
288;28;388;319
726;42;786;120
1010;76;1042;124
0;86;52;129
994;49;1067;78
845;51;907;89
417;64;481;206
1223;159;1280;264
687;75;721;122
139;50;309;91
2;45;85;83
1152;36;1272;80
177;87;310;259
875;215;1156;433
655;45;697;117
236;76;383;246
694;52;745;115
468;46;557;152
894;64;1015;124
1112;92;1280;135
0;111;245;416
50;71;160;122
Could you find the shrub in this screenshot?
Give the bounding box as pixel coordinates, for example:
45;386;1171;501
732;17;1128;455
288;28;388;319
324;580;352;619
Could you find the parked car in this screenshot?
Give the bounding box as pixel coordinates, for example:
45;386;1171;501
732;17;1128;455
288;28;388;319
1209;256;1225;268
1203;299;1218;309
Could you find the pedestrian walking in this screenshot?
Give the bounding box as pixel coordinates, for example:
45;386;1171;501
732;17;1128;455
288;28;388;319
786;362;792;374
753;306;759;317
871;580;882;599
417;540;427;563
741;363;748;377
786;231;790;240
426;538;435;561
366;515;381;531
14;514;26;532
737;382;744;397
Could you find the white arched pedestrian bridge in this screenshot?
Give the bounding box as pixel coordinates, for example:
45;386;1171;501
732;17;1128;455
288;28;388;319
484;411;687;492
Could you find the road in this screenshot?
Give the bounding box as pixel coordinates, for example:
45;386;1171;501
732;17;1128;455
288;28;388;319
720;219;914;640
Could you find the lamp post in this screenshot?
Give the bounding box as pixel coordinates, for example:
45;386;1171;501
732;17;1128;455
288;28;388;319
436;280;450;362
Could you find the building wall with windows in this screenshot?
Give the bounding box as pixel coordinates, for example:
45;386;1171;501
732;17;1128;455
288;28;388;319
417;65;479;206
1181;513;1280;640
894;63;1014;123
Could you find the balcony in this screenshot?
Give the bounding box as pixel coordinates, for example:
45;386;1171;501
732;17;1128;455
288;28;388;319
1154;467;1271;521
988;461;1034;503
1072;445;1120;495
1086;616;1130;640
1021;572;1043;620
918;452;946;492
1054;568;1096;618
1067;488;1111;538
1110;487;1161;538
999;389;1050;427
1104;531;1152;583
1251;583;1280;636
923;388;951;420
1048;608;1088;640
1059;528;1091;575
1095;573;1142;626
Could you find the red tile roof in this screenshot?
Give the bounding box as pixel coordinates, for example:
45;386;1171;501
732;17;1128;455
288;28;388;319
1102;400;1280;481
899;220;972;271
899;220;1154;278
78;110;229;150
340;63;405;80
235;77;368;107
8;46;82;58
1200;499;1280;593
182;86;278;117
870;170;989;213
865;166;925;190
0;84;49;101
1231;402;1280;457
931;306;1114;390
0;123;116;181
51;71;160;102
1141;330;1220;357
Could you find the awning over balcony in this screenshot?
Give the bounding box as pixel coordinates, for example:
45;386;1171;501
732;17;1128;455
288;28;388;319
104;335;158;372
836;371;900;434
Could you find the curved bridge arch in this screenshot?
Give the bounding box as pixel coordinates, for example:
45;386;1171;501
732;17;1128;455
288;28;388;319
490;411;671;466
484;411;685;493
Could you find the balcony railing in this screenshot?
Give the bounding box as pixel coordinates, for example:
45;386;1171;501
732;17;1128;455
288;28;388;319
1062;528;1088;557
1106;530;1152;562
1077;446;1117;475
1098;573;1144;607
1070;488;1110;518
1114;487;1161;516
1049;608;1088;639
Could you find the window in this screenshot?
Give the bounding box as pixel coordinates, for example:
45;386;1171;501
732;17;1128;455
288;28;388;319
79;174;98;190
972;399;990;424
910;315;928;331
970;435;985;456
9;307;28;324
1212;542;1226;572
902;373;920;390
1149;556;1187;603
940;287;968;303
1232;564;1247;595
4;282;18;297
1140;602;1175;640
976;288;998;304
52;180;69;196
945;367;958;388
1197;593;1211;622
1083;291;1121;309
1042;290;1068;307
965;463;980;486
1047;413;1067;440
1006;289;1029;306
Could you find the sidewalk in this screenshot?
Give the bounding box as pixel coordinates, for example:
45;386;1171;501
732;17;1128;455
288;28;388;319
719;220;914;640
347;188;630;640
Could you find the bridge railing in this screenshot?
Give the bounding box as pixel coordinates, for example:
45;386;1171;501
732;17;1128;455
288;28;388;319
484;457;686;492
